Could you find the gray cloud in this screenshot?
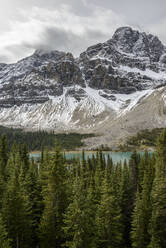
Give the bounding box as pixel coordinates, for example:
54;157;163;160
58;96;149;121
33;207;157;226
0;55;11;63
84;0;166;25
17;27;110;59
34;27;109;54
0;0;165;63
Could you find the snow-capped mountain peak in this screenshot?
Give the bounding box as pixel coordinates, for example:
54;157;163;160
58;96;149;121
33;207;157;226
0;26;166;148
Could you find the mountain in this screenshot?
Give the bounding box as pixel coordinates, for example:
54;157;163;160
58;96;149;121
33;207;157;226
0;26;166;148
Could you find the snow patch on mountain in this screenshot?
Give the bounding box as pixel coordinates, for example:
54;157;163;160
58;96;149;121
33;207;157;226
0;26;165;132
0;83;155;130
119;65;166;80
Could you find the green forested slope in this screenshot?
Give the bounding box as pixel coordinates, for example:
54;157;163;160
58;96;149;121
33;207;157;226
0;126;94;151
0;129;166;247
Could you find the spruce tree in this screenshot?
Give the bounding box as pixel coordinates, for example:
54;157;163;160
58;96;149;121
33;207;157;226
119;161;133;248
23;163;42;247
148;129;166;248
131;182;151;248
148;176;166;248
2;153;33;248
131;153;154;248
0;135;9;171
0;135;9;184
64;175;97;248
96;171;123;248
0;214;11;248
39;146;68;248
129;150;140;194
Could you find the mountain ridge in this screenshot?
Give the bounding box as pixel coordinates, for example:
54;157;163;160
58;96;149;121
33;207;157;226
0;26;166;148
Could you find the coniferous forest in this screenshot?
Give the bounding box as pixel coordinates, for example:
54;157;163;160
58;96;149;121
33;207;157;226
0;126;95;151
0;129;166;248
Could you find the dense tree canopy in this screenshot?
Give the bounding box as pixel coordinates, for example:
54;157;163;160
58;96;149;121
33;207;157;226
0;126;95;151
0;129;165;248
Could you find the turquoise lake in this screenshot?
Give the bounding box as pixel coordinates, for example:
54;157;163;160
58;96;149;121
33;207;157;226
30;151;152;164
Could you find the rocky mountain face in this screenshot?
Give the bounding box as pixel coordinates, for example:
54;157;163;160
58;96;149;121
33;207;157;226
0;50;85;107
79;27;166;94
0;26;166;148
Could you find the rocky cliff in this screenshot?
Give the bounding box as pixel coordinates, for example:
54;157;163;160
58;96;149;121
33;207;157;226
0;26;166;148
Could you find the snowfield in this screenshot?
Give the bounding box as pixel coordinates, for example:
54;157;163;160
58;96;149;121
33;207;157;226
0;84;155;130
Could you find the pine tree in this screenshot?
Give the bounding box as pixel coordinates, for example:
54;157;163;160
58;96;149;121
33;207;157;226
138;150;150;190
2;153;33;248
96;171;123;248
131;183;151;248
129;151;140;194
23;163;42;247
93;154;103;204
63;179;84;248
0;214;11;248
107;154;113;173
131;153;154;248
148;167;166;248
0;135;9;173
39;146;68;248
148;162;166;248
63;176;97;248
156;128;166;167
19;144;29;172
0;135;9;188
148;129;166;248
119;161;133;248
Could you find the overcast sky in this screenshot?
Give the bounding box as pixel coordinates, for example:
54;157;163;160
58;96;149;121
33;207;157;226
0;0;166;63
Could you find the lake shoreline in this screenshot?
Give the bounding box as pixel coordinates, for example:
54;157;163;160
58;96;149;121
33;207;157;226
30;146;156;155
30;150;154;164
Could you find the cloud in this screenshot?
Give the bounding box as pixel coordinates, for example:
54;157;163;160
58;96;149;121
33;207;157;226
0;0;165;63
0;4;125;63
147;18;166;44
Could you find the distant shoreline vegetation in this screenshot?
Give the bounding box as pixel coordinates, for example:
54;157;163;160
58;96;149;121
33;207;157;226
0;126;165;152
0;126;95;151
118;128;165;151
